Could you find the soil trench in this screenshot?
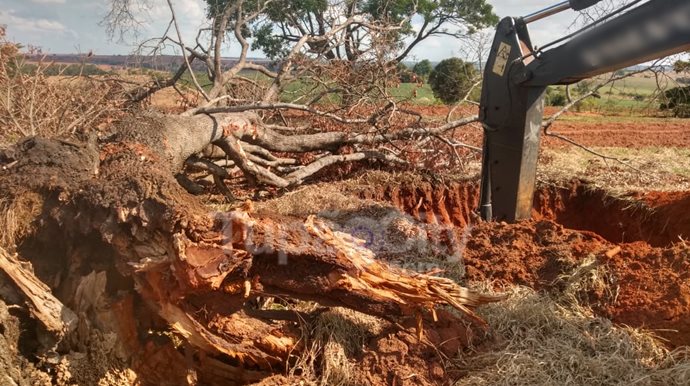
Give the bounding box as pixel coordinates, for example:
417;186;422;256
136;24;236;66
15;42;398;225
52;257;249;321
360;180;690;247
359;180;690;347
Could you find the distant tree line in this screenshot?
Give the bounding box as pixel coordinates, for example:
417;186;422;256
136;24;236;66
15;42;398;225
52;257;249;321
20;63;112;76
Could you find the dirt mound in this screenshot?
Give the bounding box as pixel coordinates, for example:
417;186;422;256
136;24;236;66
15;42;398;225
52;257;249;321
460;220;690;347
355;328;448;386
358;179;690;347
602;243;690;340
461;220;609;287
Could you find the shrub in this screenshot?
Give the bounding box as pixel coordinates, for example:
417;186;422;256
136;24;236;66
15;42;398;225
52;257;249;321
660;86;690;117
412;60;432;81
632;94;646;102
428;58;477;104
573;97;598;112
396;63;417;83
545;87;567;106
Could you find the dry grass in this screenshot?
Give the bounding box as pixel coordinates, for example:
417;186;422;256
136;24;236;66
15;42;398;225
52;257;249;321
254;182;374;217
553;255;619;310
283;274;690;386
253;170;439;217
289;307;386;386
456;286;690;386
538;147;690;194
0;193;43;250
253;168;477;217
453;259;690;385
0;198;18;249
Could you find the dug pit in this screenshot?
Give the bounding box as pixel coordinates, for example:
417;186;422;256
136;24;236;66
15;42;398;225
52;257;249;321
356;179;690;347
359;179;690;247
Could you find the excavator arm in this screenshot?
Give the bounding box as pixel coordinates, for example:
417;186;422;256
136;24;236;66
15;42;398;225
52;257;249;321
478;0;690;221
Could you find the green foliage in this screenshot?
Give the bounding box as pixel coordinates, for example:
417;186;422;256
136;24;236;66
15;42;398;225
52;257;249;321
674;60;690;74
428;58;477;104
388;83;436;104
204;0;498;61
251;24;287;60
412;59;432;79
660;86;690;117
364;0;498;33
545;87;567;106
397;62;416;83
573;97;597;112
574;80;592;95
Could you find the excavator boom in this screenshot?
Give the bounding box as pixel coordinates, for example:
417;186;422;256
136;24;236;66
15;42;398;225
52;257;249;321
478;0;690;221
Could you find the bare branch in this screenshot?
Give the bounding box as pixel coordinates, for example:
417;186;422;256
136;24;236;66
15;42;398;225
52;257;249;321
214;137;290;188
542;62;667;175
165;0;209;101
285;151;405;185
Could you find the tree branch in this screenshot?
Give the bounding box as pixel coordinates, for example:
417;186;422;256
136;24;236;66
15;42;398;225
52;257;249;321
166;0;210;101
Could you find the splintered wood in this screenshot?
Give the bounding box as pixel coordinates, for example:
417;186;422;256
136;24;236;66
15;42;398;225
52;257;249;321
0;246;77;337
124;208;505;370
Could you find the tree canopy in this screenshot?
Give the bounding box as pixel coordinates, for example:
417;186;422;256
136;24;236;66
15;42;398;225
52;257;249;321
428;57;477;104
412;59;433;79
204;0;497;62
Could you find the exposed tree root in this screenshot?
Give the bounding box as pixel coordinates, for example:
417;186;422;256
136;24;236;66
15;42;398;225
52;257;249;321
0;113;502;384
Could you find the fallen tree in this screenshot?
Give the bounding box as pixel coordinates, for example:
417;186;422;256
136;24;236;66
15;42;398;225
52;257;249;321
90;0;494;194
0;113;503;384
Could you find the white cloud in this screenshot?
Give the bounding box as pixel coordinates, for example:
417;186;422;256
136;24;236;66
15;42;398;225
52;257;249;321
30;0;66;4
401;0;584;61
142;0;211;53
176;0;204;21
0;10;68;34
147;0;204;20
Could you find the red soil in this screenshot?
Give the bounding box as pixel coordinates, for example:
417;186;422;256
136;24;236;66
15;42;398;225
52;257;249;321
542;119;690;148
450;117;690;150
361;180;690;348
533;185;690;246
407;105;690;150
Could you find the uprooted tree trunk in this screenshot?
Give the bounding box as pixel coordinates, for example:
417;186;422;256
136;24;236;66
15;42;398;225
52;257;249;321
0;113;501;385
145;110;476;195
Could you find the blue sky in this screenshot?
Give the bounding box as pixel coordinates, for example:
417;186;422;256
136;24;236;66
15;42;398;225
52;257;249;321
0;0;582;61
